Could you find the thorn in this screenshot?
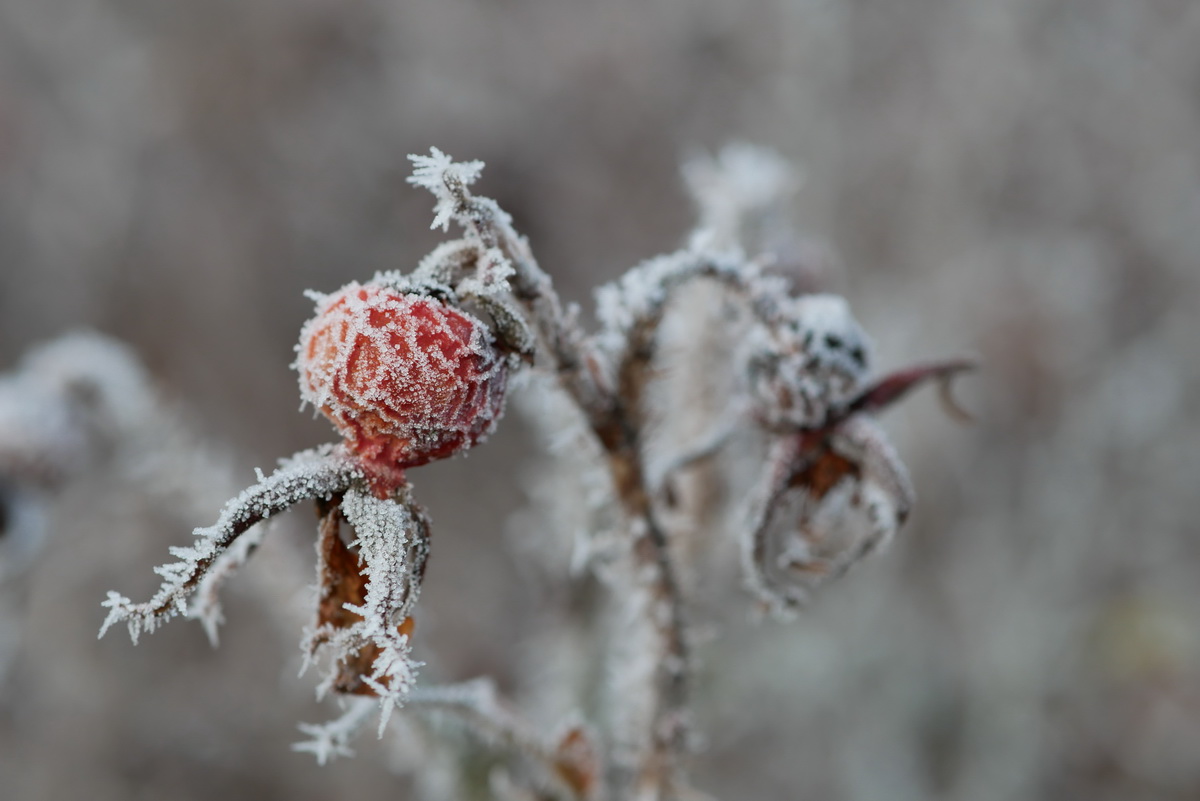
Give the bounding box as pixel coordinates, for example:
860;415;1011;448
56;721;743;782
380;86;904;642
937;367;976;423
844;359;976;421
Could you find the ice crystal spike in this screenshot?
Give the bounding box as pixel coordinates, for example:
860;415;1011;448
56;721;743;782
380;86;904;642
293;697;377;765
407;148;486;232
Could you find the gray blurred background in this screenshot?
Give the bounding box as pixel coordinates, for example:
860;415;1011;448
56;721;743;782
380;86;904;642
1;0;1198;799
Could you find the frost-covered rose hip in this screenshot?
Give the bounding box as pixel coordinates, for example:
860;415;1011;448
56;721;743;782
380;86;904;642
297;281;508;469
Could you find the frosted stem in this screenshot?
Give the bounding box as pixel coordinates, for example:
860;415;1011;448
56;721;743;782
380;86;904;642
99;446;362;643
409;679;599;799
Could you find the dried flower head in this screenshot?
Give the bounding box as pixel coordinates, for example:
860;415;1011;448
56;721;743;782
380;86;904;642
745;293;872;430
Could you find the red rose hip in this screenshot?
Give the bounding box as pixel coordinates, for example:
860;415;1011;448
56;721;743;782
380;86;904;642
297;282;508;469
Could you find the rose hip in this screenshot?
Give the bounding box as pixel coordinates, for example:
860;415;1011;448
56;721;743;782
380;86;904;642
297;282;508;470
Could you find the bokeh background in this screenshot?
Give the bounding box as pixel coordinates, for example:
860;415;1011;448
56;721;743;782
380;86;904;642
1;0;1198;799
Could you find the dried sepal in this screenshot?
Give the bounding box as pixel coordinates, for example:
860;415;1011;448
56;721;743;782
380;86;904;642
773;421;912;589
461;288;537;361
742;430;888;614
399;152;542;363
309;493;377;695
743;434;812;612
828;415;915;526
99;445;362;643
407;240;480;289
302;483;430;734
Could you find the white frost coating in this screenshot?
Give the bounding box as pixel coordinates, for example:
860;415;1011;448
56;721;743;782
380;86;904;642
18;331;158;436
0;332;156;489
744;293;873;429
341;485;426;630
603;571;661;774
407;147;486;232
409;240;477;289
405;678;543;755
793;294;873;379
190;523;267;646
592;247;757;362
295;282;508;466
403;151;524;307
0;332;168;581
508;373;621;577
682;142;801;250
304;484;428;736
0;379;82;489
293;696;379;765
404;148;574;380
742;414;916;614
99;445;363;643
73;141;947;796
456;246;516;301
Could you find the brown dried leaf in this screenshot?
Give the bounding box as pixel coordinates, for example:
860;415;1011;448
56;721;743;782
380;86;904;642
552;725;599;799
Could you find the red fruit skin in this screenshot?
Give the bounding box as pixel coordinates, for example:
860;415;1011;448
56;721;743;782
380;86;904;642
297;282;508;469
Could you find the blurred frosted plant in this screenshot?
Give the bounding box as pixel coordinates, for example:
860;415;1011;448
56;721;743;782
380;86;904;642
0;332;162;581
98;145;970;800
0;331;237;685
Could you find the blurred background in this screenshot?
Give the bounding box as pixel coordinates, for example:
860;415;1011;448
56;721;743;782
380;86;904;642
1;0;1198;799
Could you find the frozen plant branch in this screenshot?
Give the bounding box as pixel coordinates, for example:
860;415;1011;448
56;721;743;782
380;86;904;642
99;446;363;643
96;144;972;801
293;695;379;765
0;332;232;579
408;148;604;418
403;679;601;800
